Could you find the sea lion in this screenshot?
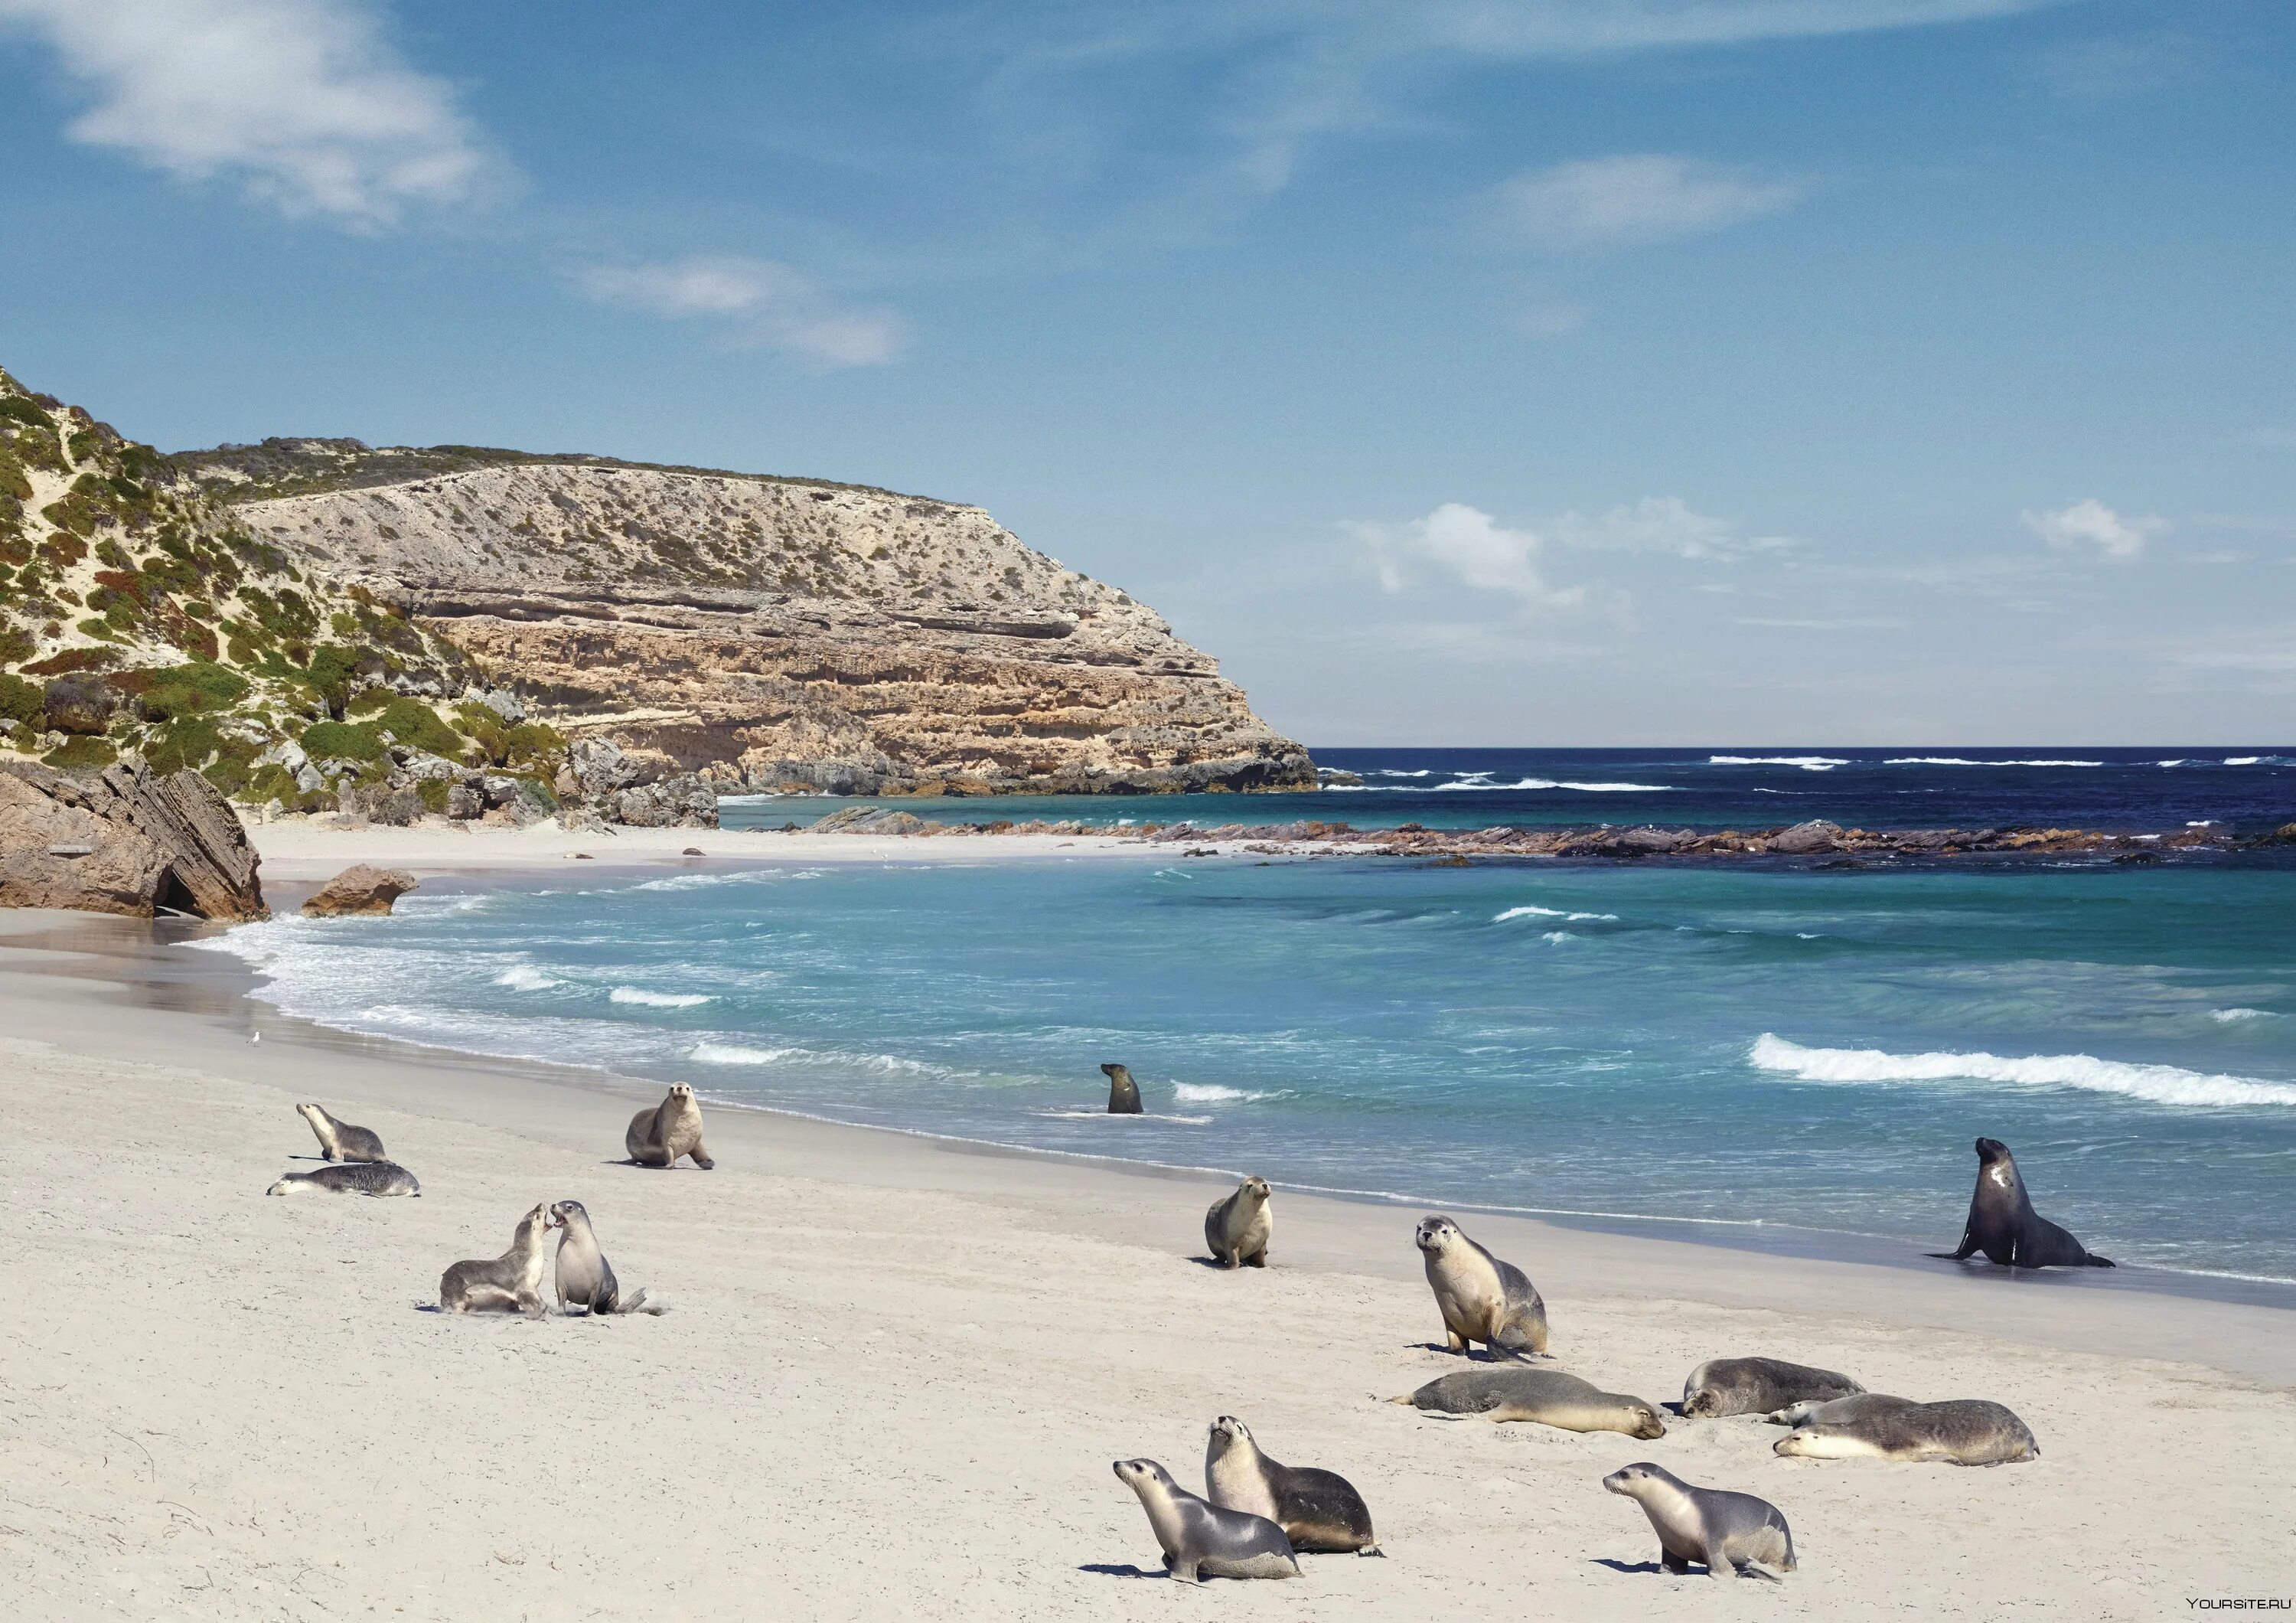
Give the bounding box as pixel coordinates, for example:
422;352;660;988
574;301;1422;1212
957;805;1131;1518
1603;1462;1795;1581
1929;1137;2113;1269
1204;1176;1274;1268
1111;1458;1300;1582
1414;1214;1548;1357
439;1203;554;1316
266;1161;420;1197
1681;1357;1864;1419
1101;1063;1143;1115
550;1200;663;1315
625;1083;714;1170
1395;1367;1665;1438
1204;1416;1379;1556
296;1102;387;1163
1763;1393;1918;1429
1775;1398;2038;1465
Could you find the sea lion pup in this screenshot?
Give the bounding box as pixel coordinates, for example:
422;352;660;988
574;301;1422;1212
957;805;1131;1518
1603;1462;1795;1582
1415;1214;1548;1357
1101;1062;1143;1114
439;1203;554;1316
1775;1398;2038;1465
1681;1357;1864;1419
1204;1176;1274;1268
550;1200;665;1315
625;1083;715;1170
1111;1458;1299;1583
296;1102;387;1163
1764;1393;1917;1429
1395;1367;1665;1438
266;1161;420;1197
1204;1416;1379;1556
1929;1136;2113;1269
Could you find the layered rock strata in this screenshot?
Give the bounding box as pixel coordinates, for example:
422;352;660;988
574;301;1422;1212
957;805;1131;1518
0;758;266;918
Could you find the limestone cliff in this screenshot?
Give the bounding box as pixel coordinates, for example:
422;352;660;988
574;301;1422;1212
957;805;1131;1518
180;441;1313;795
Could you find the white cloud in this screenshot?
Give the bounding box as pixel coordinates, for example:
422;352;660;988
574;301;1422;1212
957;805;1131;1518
1349;502;1584;612
2021;498;2164;560
1555;495;1789;560
1490;154;1802;250
0;0;493;227
575;256;904;368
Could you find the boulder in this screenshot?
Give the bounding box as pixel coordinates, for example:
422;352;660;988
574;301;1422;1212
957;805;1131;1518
43;674;121;736
444;782;484;820
610;775;719;829
0;759;266;919
339;783;422;827
302;864;418;916
1768;819;1844;855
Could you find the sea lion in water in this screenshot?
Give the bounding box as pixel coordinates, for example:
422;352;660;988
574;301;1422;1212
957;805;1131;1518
1415;1214;1548;1357
267;1161;420;1197
1681;1357;1864;1419
1395;1367;1665;1438
1112;1458;1299;1582
1930;1137;2113;1269
1603;1462;1795;1581
296;1102;387;1163
1775;1398;2037;1465
550;1200;664;1315
1205;1176;1273;1268
439;1203;554;1316
1204;1416;1379;1556
625;1083;714;1170
1101;1063;1143;1114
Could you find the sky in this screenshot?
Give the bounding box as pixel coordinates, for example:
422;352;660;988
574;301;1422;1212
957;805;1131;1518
2;0;2291;746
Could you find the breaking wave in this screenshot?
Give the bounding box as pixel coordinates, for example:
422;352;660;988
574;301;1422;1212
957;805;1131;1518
1709;756;1848;771
1750;1034;2296;1109
492;964;562;991
611;988;714;1008
1493;905;1618;923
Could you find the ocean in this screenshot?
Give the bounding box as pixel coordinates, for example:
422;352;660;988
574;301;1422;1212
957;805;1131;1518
211;749;2296;1286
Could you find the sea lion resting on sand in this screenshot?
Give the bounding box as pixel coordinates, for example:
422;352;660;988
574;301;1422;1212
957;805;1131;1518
551;1200;665;1315
625;1083;714;1169
1930;1137;2112;1269
267;1161;420;1197
1397;1367;1665;1438
1205;1416;1378;1556
1774;1397;2037;1465
439;1203;554;1316
1101;1063;1143;1114
1415;1214;1548;1357
1603;1462;1795;1582
1681;1357;1864;1419
297;1102;387;1162
1113;1458;1298;1583
1205;1176;1273;1268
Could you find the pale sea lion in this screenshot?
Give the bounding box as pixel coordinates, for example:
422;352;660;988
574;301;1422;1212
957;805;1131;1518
1603;1462;1795;1581
625;1083;715;1169
1205;1416;1379;1556
1681;1357;1864;1419
1204;1176;1273;1268
267;1161;421;1197
296;1102;387;1163
1101;1063;1143;1115
1395;1367;1665;1438
1929;1137;2113;1269
1414;1214;1548;1357
1112;1458;1299;1582
1764;1393;1918;1429
1775;1398;2038;1465
551;1200;664;1315
439;1203;554;1316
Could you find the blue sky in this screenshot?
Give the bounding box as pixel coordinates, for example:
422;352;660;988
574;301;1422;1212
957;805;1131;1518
2;0;2291;744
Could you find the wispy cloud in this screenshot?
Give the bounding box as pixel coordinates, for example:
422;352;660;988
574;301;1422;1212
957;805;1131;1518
1490;155;1802;250
574;256;904;368
2034;31;2209;100
0;0;495;228
2022;498;2164;560
1349;502;1585;612
1555;495;1790;560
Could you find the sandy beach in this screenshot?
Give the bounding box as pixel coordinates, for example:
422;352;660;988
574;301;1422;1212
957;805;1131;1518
2;828;2291;1621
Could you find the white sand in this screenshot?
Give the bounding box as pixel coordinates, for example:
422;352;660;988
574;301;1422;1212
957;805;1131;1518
1;903;2290;1621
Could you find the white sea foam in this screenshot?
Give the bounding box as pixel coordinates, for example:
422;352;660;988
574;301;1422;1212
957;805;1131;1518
2223;756;2262;766
1750;1033;2296;1109
1171;1083;1289;1104
1541;930;1574;943
688;1040;954;1076
689;1041;795;1064
2211;1008;2274;1024
1881;757;2103;768
1709;756;1848;771
610;988;714;1007
492;965;563;991
1493;905;1617;923
1433;778;1672;792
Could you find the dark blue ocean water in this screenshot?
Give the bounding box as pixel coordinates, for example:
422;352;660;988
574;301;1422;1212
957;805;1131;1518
215;750;2296;1287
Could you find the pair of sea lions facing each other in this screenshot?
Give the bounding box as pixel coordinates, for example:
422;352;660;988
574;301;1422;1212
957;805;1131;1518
1932;1137;2114;1270
1767;1393;2038;1465
1416;1214;1548;1358
1397;1367;1667;1438
437;1201;667;1316
625;1083;714;1170
1205;1177;1273;1268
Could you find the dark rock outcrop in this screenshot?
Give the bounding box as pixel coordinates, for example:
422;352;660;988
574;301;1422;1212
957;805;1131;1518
1767;819;1844;855
43;675;121;736
0;759;266;919
302;864;418;917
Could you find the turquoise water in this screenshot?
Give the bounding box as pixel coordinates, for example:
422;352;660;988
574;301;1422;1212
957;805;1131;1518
215;848;2296;1285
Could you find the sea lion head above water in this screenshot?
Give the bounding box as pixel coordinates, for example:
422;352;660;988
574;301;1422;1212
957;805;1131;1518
1101;1063;1143;1114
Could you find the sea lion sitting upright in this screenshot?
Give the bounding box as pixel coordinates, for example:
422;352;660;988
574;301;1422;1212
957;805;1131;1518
625;1083;715;1170
1929;1137;2113;1269
267;1161;421;1197
1112;1458;1299;1583
1681;1357;1864;1419
1396;1367;1666;1438
296;1102;387;1162
1603;1462;1795;1581
1204;1176;1274;1268
1775;1398;2038;1465
1101;1063;1143;1114
439;1203;554;1316
1414;1214;1548;1357
550;1200;664;1315
1204;1416;1379;1555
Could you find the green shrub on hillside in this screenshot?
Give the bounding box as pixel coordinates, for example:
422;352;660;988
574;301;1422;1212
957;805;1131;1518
42;735;116;771
377;696;465;759
0;671;41;728
298;720;385;763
